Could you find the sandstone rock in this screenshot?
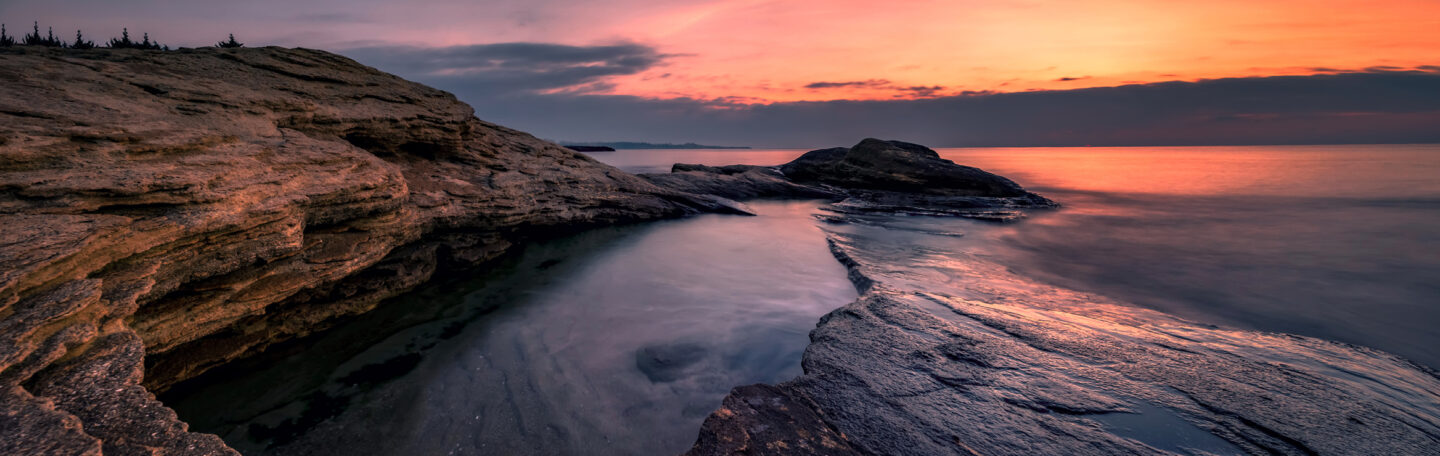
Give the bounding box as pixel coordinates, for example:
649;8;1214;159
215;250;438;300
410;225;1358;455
0;46;724;454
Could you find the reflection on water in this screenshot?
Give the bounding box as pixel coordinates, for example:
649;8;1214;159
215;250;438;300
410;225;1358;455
593;144;1440;368
163;200;855;455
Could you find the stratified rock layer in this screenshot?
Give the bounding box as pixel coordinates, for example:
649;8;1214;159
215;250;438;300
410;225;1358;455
0;46;722;455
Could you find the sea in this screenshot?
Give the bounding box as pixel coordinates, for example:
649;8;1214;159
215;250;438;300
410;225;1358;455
162;144;1440;455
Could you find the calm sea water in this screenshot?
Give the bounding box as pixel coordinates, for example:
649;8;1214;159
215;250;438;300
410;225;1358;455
595;144;1440;368
164;144;1440;455
165;200;855;455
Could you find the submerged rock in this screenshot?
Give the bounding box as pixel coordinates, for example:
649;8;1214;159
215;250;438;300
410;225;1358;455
636;342;709;383
0;46;729;455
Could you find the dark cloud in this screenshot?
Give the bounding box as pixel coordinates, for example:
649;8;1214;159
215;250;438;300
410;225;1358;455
804;79;891;89
899;85;945;97
1056;76;1091;82
341;42;669;95
427;70;1440;148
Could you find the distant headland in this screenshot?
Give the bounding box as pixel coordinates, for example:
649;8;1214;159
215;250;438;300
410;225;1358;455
558;141;751;150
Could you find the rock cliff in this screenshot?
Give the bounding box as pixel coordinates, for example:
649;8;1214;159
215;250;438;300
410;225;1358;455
0;46;725;455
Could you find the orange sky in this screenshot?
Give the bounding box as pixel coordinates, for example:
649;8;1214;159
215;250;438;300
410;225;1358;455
6;0;1438;103
472;0;1440;102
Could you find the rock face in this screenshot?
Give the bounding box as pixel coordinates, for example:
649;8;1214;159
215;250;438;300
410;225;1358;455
0;46;726;455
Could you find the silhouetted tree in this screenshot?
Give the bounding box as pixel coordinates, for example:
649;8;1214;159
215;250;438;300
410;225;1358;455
0;24;15;47
141;32;162;50
19;22;65;47
72;30;95;49
23;21;41;45
217;33;243;48
108;27;134;48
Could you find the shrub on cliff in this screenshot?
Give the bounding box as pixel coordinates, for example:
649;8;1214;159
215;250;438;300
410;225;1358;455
107;28;165;50
71;30;95;49
0;24;14;47
217;34;243;48
22;22;64;47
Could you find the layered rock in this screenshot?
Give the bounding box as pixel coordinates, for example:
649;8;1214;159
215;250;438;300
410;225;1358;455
0;46;726;455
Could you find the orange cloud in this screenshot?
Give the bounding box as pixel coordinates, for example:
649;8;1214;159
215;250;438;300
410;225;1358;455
558;0;1440;103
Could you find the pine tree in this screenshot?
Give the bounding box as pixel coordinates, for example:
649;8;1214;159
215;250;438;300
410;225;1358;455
108;28;134;48
0;24;14;47
23;21;42;46
217;34;243;48
72;30;95;49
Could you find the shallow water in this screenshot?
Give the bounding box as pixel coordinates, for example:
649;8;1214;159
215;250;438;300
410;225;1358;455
592;144;1440;368
164;144;1440;454
163;200;855;455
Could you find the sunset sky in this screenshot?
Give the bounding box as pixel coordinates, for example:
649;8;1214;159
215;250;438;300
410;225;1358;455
5;0;1439;146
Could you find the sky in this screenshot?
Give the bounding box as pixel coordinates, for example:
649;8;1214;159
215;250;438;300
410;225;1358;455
4;0;1439;147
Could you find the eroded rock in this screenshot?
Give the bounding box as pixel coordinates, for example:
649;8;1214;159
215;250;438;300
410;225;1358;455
0;46;725;454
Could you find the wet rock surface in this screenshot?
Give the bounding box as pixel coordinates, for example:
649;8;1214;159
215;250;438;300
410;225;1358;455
0;46;726;455
687;216;1440;455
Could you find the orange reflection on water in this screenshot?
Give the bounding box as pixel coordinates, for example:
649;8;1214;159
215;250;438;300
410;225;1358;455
937;144;1440;198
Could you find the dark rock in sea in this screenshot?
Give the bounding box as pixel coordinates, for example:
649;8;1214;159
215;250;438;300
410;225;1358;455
0;46;733;455
564;145;617;152
781;138;1029;197
643;138;1056;221
635;342;709;383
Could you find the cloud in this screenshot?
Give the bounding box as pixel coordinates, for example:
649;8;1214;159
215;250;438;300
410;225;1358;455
898;85;945;97
431;69;1440;148
804;79;891;89
1056;76;1091;82
341;42;671;95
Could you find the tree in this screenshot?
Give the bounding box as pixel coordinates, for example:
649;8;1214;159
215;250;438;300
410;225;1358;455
19;22;64;47
0;24;15;47
72;30;95;49
217;33;243;48
108;28;134;48
23;21;42;45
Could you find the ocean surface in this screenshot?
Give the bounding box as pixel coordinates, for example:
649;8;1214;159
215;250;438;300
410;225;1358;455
598;144;1440;368
163;144;1440;454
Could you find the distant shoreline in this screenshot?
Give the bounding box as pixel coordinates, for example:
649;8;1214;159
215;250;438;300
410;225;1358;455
558;141;751;150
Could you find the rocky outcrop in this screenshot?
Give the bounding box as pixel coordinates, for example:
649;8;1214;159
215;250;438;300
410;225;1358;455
780;139;1026;197
0;46;728;455
642;139;1056;222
